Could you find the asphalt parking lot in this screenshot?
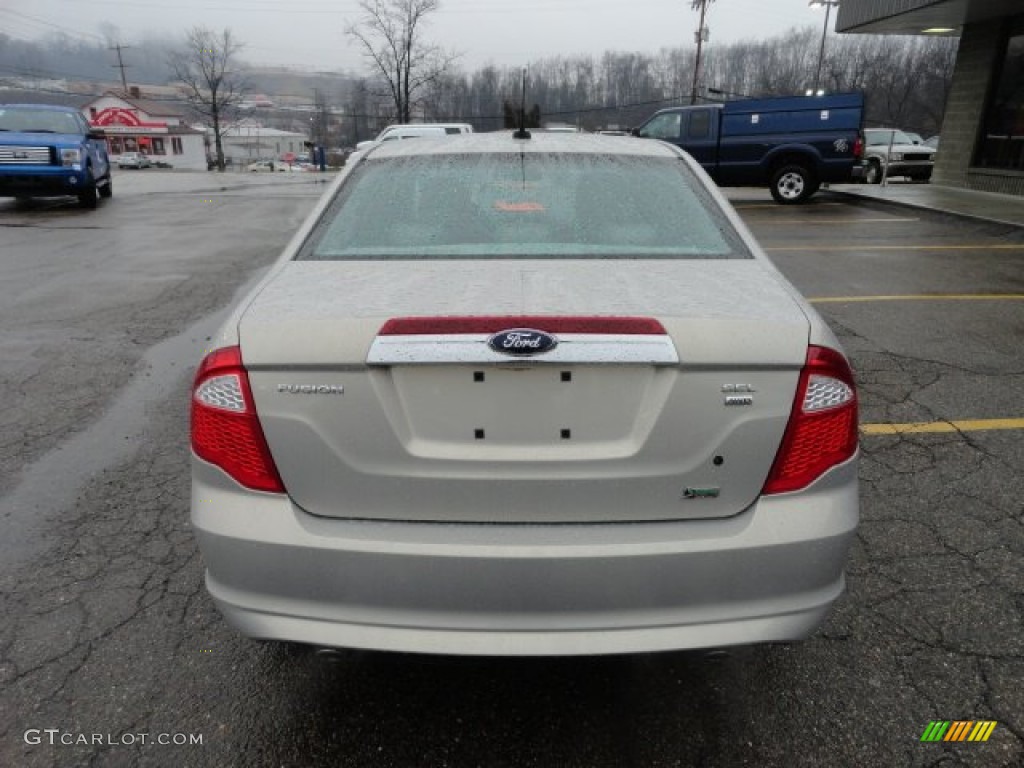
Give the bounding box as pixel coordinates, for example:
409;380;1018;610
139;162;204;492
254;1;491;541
0;174;1021;767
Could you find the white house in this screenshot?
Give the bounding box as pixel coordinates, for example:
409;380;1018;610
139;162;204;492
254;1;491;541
220;119;309;166
81;91;208;171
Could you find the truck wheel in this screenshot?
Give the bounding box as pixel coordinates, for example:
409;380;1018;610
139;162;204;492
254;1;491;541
865;160;883;185
78;168;98;209
99;173;113;199
770;164;816;204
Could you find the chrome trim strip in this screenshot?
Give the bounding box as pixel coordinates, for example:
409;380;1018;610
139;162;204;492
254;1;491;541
367;333;680;365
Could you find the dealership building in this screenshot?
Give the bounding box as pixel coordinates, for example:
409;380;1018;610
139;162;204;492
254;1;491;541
837;0;1024;197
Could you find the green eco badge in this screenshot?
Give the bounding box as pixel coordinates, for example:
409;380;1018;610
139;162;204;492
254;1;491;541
920;721;997;742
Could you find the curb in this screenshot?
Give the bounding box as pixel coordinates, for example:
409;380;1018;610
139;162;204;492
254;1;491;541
824;185;1024;230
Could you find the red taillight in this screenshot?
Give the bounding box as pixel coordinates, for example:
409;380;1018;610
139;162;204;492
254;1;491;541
762;345;859;495
378;316;667;335
853;136;864;159
191;346;285;493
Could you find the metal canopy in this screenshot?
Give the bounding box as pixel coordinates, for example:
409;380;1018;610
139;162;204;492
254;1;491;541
836;0;1022;36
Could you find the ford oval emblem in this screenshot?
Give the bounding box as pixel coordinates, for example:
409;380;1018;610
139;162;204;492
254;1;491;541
487;328;558;356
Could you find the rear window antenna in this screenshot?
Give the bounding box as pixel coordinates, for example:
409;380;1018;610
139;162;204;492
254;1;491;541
513;67;531;140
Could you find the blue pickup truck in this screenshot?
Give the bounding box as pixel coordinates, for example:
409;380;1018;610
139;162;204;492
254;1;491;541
0;103;112;209
633;93;864;204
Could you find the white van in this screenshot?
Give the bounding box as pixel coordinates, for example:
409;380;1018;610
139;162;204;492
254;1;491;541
355;123;473;152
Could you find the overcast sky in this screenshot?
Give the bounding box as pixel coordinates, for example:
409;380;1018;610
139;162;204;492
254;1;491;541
4;0;835;73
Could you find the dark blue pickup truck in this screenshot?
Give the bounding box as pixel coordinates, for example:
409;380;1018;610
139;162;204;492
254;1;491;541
0;103;112;209
633;93;864;204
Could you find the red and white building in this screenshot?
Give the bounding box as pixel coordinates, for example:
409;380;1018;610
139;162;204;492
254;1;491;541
82;92;208;170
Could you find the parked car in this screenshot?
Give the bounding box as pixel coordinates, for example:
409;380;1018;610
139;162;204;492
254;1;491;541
355;123;473;152
0;103;112;208
632;92;864;204
245;159;278;173
903;131;925;145
246;159;288;172
117;152;151;169
859;128;936;183
191;131;860;657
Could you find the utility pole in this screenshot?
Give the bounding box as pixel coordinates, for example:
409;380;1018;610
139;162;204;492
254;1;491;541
690;0;713;105
312;88;329;147
109;43;131;94
313;89;329;144
810;0;841;94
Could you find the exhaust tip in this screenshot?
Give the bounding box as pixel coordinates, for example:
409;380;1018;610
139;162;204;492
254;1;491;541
314;647;348;662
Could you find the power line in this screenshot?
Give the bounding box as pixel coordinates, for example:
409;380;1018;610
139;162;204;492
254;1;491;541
0;8;107;44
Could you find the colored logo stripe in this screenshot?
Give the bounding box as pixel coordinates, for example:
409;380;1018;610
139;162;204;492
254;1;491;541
945;721;973;741
921;721;949;742
920;720;997;742
968;722;998;742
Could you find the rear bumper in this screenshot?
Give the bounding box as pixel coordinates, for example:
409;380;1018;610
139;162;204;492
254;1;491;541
817;160;860;184
192;455;858;656
885;160;933;178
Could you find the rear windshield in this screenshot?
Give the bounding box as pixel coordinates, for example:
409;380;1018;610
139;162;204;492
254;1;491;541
297;153;750;260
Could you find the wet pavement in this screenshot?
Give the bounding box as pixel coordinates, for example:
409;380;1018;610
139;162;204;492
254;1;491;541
0;177;1021;767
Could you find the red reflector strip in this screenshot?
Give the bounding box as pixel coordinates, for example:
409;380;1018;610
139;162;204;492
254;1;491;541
378;316;667;336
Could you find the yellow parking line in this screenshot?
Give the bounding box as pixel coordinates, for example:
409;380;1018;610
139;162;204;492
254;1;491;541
810;294;1024;303
861;419;1024;435
766;244;1024;252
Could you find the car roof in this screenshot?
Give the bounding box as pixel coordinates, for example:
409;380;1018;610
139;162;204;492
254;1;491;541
1;103;79;113
381;122;471;130
362;130;683;160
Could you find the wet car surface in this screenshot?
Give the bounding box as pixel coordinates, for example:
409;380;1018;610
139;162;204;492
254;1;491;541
191;133;860;656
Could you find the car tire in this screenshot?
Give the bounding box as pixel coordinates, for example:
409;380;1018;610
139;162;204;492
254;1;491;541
78;168;98;209
865;160;883;185
770;163;816;205
98;173;113;199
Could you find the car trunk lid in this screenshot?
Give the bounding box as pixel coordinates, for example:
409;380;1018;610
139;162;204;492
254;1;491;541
239;259;810;523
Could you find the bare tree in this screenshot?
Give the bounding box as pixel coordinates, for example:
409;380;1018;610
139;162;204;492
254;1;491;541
346;0;458;123
168;27;247;171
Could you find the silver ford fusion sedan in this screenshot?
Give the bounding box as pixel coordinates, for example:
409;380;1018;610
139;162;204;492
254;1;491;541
191;132;859;656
